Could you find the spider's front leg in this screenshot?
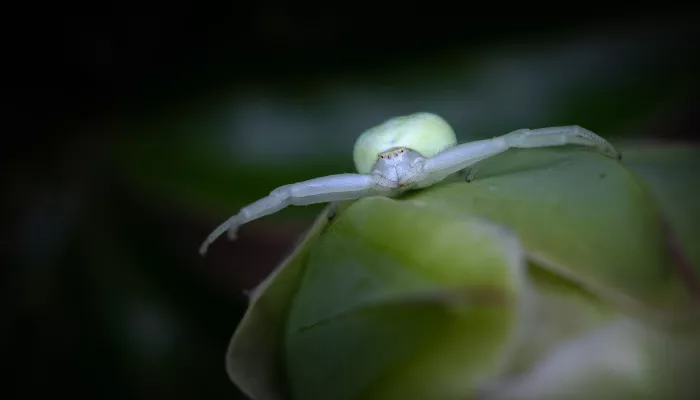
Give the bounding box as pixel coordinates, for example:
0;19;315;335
411;125;620;188
500;125;621;160
199;174;393;255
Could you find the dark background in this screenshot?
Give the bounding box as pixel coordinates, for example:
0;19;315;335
4;5;699;399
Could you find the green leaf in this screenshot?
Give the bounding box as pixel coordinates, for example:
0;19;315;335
225;206;335;400
285;198;532;399
483;317;700;400
405;147;691;311
619;143;700;277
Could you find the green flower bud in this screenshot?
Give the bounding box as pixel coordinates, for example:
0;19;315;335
226;145;700;400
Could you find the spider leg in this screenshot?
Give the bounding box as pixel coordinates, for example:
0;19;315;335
199;173;389;255
414;138;510;188
327;202;339;221
501;126;621;160
454;167;478;183
413;126;619;189
465;168;480;183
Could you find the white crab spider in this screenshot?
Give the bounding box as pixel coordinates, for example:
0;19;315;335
199;112;620;255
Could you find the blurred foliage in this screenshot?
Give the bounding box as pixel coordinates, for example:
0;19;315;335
4;8;700;400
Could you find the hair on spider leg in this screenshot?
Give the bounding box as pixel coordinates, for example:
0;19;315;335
455;168;469;182
326;202;338;221
463;168;481;183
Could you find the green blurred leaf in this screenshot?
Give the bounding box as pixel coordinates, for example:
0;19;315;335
286;199;531;399
483;317;700;400
112;133;348;220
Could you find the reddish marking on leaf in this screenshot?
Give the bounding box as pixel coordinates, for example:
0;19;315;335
663;220;700;303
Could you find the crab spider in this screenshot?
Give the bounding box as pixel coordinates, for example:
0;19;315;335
199;112;620;255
